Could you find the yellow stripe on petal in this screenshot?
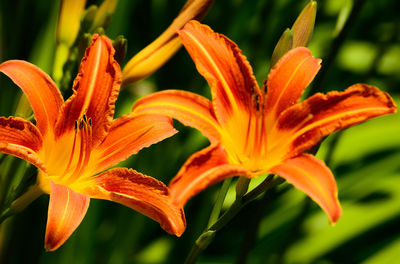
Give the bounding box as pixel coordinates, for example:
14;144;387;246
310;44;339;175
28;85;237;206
132;89;221;143
270;154;341;224
178;20;261;125
0;60;64;136
273;84;397;157
85;168;186;236
264;47;321;129
169;144;253;208
92;114;178;174
55;35;121;148
45;182;89;251
0;117;45;172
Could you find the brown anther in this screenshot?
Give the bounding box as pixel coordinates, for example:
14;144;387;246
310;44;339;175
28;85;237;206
79;120;84;130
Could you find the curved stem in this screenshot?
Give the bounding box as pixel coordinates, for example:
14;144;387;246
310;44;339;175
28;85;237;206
184;175;284;264
0;185;43;225
207;178;232;228
235;188;275;264
243;175;284;203
10;184;43;213
235;177;250;198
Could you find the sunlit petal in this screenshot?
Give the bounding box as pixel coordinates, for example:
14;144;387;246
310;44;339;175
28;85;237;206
270;154;341;224
0;61;63;135
0;116;46;171
92;114;177;174
264;47;321;126
55;34;121;147
132;89;220;143
85;168;186;236
178;20;261;124
45;182;90;251
275;84;397;156
169;144;252;208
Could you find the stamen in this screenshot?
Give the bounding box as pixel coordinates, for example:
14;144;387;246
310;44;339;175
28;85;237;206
68;122;87;182
67;115;93;183
253;115;261;158
259;113;267;157
243;116;252;156
79;118;92;175
62;121;79;177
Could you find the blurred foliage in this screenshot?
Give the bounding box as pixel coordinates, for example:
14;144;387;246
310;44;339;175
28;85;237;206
0;0;399;263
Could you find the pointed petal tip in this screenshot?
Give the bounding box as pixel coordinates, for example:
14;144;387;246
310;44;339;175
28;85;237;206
178;20;261;125
86;168;186;237
265;47;322;121
271;154;342;226
356;84;397;113
166;207;187;237
55;33;121;146
169;144;253;208
45;182;90;251
0;60;63;136
328;197;342;225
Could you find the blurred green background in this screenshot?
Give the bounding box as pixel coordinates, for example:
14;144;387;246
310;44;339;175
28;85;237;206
0;0;399;263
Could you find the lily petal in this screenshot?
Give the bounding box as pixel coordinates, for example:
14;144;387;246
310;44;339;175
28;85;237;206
85;168;186;236
45;182;90;251
55;34;121;147
178;20;261;124
0;116;45;171
132;90;220;143
169;144;252;208
264;47;321;126
0;61;64;136
93;114;178;174
270;154;341;224
275;84;397;156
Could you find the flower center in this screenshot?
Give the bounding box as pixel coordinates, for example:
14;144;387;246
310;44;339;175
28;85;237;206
221;113;269;173
38;114;95;190
61;114;93;184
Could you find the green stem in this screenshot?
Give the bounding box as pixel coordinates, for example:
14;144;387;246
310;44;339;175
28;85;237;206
10;184;43;213
235;177;251;198
184;176;283;264
0;185;43;225
235;188;275;264
243;175;284;203
207;178;232;228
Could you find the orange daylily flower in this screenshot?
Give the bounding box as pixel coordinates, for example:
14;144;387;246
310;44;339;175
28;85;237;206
132;21;397;224
0;34;185;251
